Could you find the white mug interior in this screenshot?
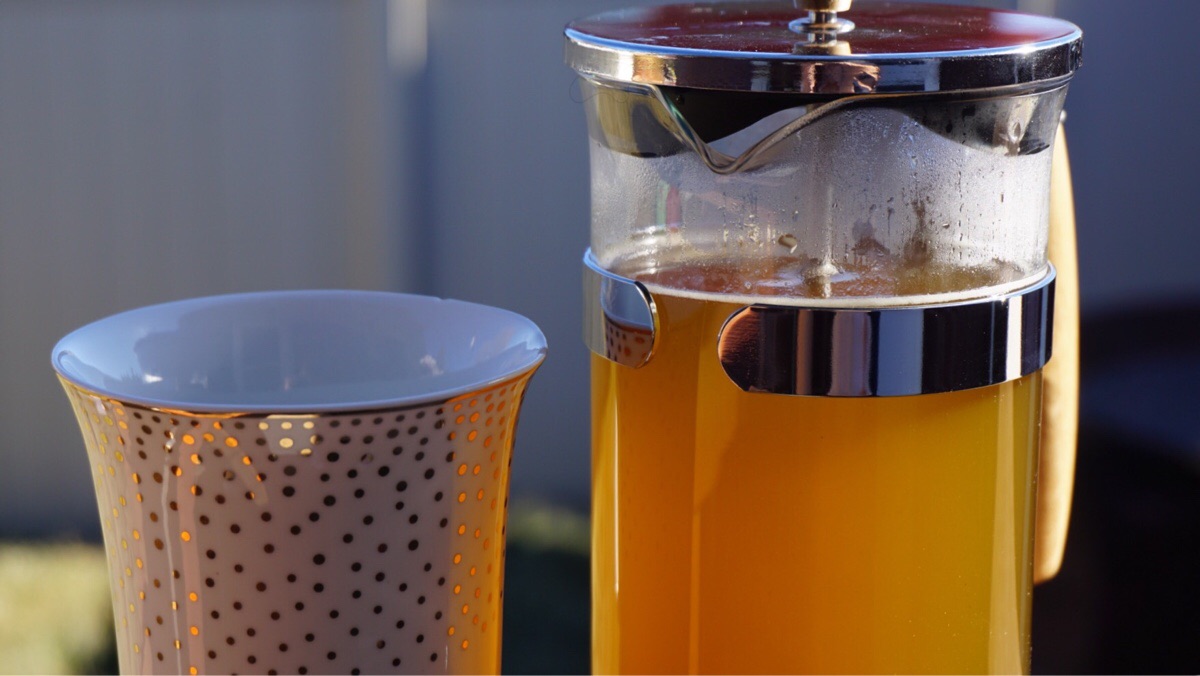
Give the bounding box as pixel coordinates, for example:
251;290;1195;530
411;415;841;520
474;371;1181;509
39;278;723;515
52;290;548;412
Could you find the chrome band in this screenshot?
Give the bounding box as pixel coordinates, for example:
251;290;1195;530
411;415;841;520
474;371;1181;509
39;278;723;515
564;25;1081;96
718;269;1055;397
566;33;1081;95
583;251;657;368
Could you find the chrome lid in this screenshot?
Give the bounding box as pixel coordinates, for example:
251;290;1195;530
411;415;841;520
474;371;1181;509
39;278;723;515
565;1;1083;94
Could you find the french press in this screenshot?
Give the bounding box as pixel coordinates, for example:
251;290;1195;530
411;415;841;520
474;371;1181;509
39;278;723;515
569;1;1081;673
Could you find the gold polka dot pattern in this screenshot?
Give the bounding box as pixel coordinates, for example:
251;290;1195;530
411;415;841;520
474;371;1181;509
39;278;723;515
59;372;535;675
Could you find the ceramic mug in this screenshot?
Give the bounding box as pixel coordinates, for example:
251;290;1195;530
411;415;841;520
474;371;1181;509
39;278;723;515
52;291;547;674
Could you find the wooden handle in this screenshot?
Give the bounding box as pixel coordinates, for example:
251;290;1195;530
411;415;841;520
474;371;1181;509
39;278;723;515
1035;123;1079;584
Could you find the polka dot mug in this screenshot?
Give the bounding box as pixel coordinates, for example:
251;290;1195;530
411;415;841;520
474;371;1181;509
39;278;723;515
53;291;547;675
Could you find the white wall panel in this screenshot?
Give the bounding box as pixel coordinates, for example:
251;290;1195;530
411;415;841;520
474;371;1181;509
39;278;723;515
0;0;403;536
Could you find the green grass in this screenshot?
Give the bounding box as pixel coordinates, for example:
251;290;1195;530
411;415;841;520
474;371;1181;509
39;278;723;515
0;543;116;674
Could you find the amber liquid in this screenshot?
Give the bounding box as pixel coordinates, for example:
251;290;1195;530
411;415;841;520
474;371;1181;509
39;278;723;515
591;261;1040;674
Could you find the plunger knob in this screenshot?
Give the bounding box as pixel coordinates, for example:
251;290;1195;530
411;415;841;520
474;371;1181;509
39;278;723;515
792;0;855;41
798;0;852;10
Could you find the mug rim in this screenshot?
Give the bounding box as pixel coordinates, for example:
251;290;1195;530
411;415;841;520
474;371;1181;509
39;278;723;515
52;290;547;415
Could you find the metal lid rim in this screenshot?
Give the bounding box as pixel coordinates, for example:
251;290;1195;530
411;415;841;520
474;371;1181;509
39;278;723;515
564;24;1082;94
565;27;1082;65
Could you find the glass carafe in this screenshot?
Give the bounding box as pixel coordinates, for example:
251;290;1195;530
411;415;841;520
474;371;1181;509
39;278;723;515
567;2;1082;673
